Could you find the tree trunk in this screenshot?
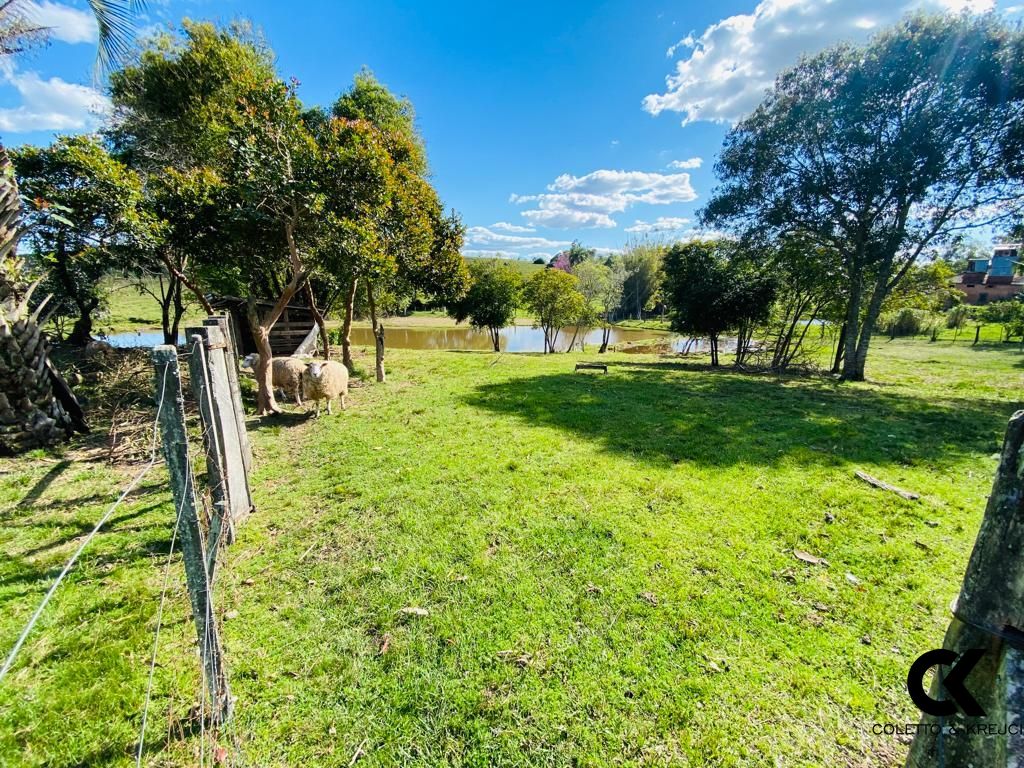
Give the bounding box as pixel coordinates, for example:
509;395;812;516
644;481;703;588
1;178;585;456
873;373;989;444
844;258;892;382
247;267;308;415
159;251;214;315
832;322;847;373
247;299;279;416
374;325;386;383
906;412;1024;767
709;334;719;366
599;322;610;353
489;326;500;352
170;278;185;344
303;279;330;360
159;277;173;346
366;281;385;383
839;272;864;381
341;277;358;373
67;299;96;347
567;325;580;353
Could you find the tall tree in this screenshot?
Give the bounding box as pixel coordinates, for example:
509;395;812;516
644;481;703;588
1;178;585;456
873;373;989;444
329;72;467;378
662;240;775;367
571;259;612;352
448;259;522;351
704;14;1024;380
107;22;278;314
14;136;152;346
522;269;585;353
618;239;664;320
0;0;143;453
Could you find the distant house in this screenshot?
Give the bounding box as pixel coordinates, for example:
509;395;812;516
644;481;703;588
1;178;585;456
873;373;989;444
953;243;1023;305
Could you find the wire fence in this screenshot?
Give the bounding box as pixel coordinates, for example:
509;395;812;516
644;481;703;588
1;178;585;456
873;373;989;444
2;318;254;766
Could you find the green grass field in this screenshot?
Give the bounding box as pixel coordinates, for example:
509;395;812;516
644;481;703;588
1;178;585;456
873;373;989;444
465;255;547;279
1;339;1022;766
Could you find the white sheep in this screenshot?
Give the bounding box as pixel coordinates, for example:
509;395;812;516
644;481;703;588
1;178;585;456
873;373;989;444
241;353;309;407
301;360;349;416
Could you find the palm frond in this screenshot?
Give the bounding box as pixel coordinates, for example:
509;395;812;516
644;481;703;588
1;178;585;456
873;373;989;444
0;0;49;57
88;0;146;74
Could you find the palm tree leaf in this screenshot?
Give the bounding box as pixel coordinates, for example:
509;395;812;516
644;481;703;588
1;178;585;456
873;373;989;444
88;0;146;74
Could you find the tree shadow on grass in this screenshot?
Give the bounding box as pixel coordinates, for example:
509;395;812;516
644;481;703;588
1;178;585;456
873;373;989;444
464;362;1020;468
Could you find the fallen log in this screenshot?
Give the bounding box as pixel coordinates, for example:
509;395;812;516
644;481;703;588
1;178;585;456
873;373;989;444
854;469;919;500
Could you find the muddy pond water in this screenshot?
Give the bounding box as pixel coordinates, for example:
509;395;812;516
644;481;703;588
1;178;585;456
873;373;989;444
103;324;706;353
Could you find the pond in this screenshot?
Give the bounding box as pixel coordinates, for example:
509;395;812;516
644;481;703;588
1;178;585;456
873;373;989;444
347;325;688;353
104;330;183;348
102;324;707;354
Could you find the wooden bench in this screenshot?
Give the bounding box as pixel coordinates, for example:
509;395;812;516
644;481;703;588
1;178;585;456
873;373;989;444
575;363;608;373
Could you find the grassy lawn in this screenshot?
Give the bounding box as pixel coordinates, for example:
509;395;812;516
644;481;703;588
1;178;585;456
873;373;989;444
81;278;207;338
1;339;1022;766
465;255;547;279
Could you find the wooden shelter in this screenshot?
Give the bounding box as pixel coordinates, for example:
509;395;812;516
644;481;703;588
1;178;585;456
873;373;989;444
208;296;317;357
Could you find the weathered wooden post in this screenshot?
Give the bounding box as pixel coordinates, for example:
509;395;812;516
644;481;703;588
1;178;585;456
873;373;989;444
151;345;233;725
203;315;252;476
906;410;1024;766
186;325;253;533
186;334;232;569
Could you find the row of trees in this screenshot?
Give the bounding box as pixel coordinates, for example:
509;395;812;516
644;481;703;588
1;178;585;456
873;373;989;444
699;13;1024;381
458;14;1024;376
450;247;632;354
13;22;469;413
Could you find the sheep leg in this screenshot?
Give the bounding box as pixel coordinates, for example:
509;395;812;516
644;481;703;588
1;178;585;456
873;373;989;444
327;398;333;416
341;394;347;411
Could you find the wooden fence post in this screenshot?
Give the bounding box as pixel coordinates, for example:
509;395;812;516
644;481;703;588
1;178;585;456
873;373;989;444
186;325;254;532
204;315;252;476
151;345;233;725
187;333;232;567
906;410;1024;766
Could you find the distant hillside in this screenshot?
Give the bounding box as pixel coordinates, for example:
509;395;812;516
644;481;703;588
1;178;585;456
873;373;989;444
465;255;546;278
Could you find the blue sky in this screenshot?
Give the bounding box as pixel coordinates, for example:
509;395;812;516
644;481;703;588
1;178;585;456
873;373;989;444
1;0;1020;260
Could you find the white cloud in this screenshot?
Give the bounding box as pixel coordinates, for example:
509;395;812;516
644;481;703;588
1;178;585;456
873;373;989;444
668;157;702;170
510;169;698;229
624;217;693;234
520;206;618;229
0;67;109;133
489;221;535;233
26;1;97;45
464;226;572;252
645;0;995;125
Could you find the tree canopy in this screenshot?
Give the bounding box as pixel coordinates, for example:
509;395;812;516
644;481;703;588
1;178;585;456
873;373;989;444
448;259;522;351
522;268;586;354
703;14;1024;380
662;240;776;366
13;136;152;345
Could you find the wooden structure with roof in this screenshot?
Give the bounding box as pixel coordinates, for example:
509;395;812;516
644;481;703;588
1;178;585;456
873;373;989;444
208;296;318;356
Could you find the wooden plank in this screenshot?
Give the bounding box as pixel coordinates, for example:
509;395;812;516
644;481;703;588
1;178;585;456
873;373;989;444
204;316;252;477
187;326;254;530
151;345;233;725
186;333;232;563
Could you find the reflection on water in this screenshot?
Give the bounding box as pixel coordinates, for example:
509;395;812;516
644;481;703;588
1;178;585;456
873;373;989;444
102;324;705;355
347;325;677;353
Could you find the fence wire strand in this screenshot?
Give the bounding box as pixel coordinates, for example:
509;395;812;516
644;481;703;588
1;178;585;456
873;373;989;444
0;364;172;685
